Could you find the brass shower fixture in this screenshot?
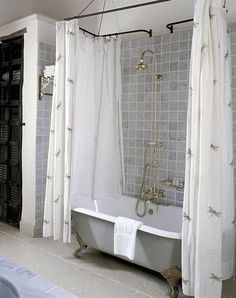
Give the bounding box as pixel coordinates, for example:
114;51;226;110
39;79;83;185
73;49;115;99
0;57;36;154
136;49;162;80
136;59;148;70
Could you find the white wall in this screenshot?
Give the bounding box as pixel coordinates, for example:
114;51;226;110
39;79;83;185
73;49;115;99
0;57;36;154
37;15;56;46
34;0;100;32
0;14;56;236
0;0;35;27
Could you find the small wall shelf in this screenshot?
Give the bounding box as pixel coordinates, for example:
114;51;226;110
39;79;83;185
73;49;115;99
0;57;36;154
39;75;54;98
161;179;184;191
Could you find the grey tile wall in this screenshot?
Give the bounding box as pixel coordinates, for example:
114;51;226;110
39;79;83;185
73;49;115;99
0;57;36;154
35;42;55;237
34;27;236;237
121;30;192;206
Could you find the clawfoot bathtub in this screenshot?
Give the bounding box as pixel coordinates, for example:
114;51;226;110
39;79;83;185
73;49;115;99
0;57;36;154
72;195;182;297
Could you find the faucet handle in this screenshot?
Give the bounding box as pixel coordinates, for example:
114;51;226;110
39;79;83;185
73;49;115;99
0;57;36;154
159;190;166;198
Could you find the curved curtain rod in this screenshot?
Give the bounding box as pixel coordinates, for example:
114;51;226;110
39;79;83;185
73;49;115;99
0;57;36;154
166;19;193;34
78;27;152;38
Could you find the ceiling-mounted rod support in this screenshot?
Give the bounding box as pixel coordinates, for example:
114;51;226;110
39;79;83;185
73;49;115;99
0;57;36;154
79;27;152;38
64;0;171;21
166;19;193;34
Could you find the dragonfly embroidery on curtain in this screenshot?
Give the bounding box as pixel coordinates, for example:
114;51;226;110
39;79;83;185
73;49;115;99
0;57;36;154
56;54;62;62
208;207;221;218
182;279;190;285
201;43;208;55
209;7;215;19
209;273;222;285
67;30;75;35
210;144;219;151
67;78;73;84
186;148;192;160
56;102;62;110
55;149;61;157
189;86;194;96
54;195;60;203
183;212;191;221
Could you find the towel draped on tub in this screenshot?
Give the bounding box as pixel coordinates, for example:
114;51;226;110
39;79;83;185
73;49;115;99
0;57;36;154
114;216;142;260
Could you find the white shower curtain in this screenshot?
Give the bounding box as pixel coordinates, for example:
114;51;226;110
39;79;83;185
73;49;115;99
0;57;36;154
43;20;124;243
182;0;234;297
70;33;124;209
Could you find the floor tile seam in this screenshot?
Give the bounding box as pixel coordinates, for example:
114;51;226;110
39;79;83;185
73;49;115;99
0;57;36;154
55;258;143;295
0;231;140;294
46;285;58;293
0;231;72;256
133;289;155;298
1;230;78;256
0;231;165;297
54;254;168;297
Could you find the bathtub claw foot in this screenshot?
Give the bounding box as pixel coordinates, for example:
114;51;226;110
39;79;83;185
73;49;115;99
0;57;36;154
74;233;87;258
161;266;181;298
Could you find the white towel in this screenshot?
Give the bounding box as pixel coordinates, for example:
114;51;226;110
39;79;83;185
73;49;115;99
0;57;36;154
114;217;142;260
43;65;55;77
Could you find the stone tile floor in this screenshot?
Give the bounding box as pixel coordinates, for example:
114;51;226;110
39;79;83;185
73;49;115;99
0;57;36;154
0;222;235;298
0;256;76;297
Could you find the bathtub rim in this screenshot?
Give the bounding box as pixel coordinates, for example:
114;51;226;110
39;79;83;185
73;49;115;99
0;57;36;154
72;207;182;240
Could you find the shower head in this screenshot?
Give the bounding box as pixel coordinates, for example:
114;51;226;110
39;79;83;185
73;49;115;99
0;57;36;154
136;49;156;71
136;59;148;70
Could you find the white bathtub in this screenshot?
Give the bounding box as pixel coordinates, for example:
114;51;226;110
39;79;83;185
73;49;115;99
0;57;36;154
72;195;182;273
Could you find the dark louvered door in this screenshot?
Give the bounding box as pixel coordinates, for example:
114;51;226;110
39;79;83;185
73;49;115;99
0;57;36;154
0;36;23;227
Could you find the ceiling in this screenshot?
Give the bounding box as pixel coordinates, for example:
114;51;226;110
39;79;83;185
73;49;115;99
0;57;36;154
1;0;236;36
